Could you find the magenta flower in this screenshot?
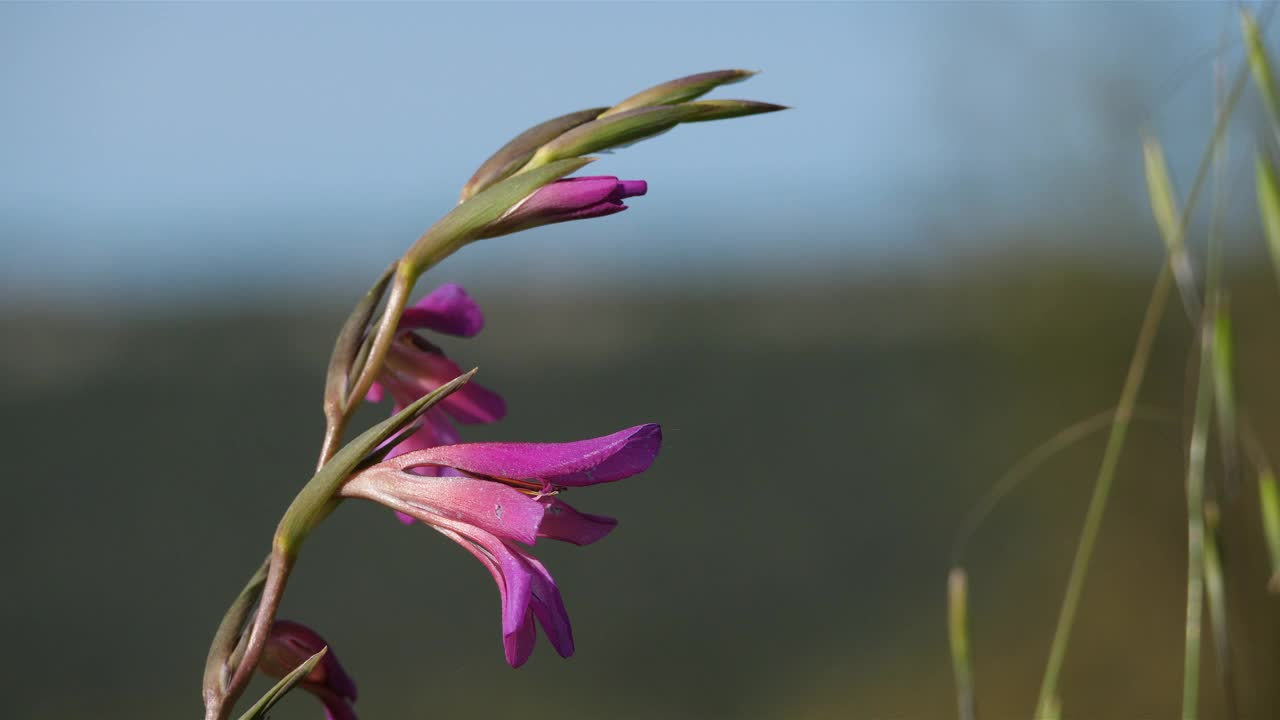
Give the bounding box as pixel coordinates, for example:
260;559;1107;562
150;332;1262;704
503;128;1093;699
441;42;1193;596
340;423;662;667
366;283;506;523
260;620;358;720
477;175;647;238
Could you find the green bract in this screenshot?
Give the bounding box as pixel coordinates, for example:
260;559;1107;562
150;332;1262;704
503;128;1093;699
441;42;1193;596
274;370;477;555
682;99;789;122
600;69;755;117
522;105;699;172
236;647;328;720
460;107;608;203
402;157;592;277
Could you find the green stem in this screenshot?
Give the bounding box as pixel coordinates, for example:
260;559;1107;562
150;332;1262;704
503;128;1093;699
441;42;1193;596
1034;264;1171;718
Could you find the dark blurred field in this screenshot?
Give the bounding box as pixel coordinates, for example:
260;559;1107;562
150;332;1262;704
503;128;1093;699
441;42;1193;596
4;265;1280;719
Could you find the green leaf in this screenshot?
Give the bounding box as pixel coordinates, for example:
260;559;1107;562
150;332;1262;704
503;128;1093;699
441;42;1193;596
275;369;477;554
1243;11;1280;128
1202;504;1237;719
522;105;699;172
1259;469;1280;592
681;99;789;122
947;567;976;720
600;69;756;118
402;158;592;277
460;107;607;202
1142;134;1200;315
1211;300;1239;484
1143;135;1182;248
1255;155;1280;287
236;647;327;720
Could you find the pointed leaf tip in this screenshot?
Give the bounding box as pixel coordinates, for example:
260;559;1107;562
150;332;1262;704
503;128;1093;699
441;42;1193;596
236;647;329;720
682;99;789;122
601;69;758;117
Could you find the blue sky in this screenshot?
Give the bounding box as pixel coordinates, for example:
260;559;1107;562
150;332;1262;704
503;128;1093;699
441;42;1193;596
0;2;1260;305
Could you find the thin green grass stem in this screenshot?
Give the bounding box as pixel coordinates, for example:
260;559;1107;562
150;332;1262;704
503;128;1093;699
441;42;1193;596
1033;264;1172;719
1033;49;1249;719
1182;314;1215;720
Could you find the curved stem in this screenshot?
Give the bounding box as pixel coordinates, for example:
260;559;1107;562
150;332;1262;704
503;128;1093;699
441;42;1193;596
345;268;413;421
207;550;296;720
316;415;347;473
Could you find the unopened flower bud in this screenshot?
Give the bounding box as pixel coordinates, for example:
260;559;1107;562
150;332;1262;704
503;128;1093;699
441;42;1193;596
477;176;647;238
261;620;358;720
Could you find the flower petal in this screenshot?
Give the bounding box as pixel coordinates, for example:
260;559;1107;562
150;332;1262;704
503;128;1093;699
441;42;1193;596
514;176;624;214
525;553;574;658
388;424;661;487
342;467;545;544
261;620;359;703
503;608;538;668
385;350;506;425
431;521;534;641
309;686;359;720
537;497;617;546
398;283;485;337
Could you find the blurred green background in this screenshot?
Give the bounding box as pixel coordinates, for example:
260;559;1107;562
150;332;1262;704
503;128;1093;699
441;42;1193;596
6;266;1280;718
6;2;1280;719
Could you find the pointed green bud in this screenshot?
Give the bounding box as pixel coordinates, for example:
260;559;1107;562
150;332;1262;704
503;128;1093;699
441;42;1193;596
600;69;756;118
682;99;789;122
460;107;608;203
275;370;477;555
402;157;593;278
521;105;699;173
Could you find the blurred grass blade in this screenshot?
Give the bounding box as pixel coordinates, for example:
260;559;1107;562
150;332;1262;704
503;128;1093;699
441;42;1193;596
202;556;271;705
236;647;326;720
522;106;697;172
1182;313;1216;720
1203;503;1238;720
1242;11;1280;128
600;69;755;118
1211;300;1239;487
403;157;592;276
460;107;607;202
1259;469;1280;591
1254;155;1280;286
1034;264;1173;720
1036;52;1247;720
682;99;789;122
1143;134;1201;317
948;568;977;720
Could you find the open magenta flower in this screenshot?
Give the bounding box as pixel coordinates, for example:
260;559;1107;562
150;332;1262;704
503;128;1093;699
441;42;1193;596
340;423;661;667
367;283;506;524
260;620;358;720
476;176;647;238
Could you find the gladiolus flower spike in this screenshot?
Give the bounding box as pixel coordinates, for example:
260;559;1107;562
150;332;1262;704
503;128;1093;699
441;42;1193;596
341;424;662;667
